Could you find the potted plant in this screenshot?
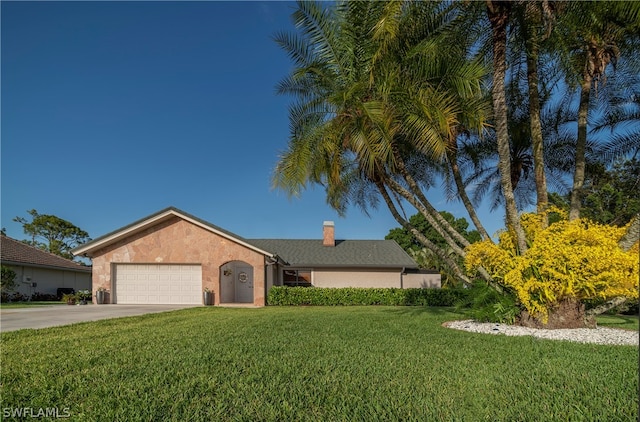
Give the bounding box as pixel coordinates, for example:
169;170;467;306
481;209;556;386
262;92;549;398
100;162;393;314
62;292;76;305
95;287;108;304
76;289;91;305
203;288;214;306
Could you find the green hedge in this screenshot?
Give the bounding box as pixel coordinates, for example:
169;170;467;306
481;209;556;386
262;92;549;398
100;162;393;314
267;286;469;307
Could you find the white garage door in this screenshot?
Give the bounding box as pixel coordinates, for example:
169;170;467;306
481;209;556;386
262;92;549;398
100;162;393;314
114;264;202;304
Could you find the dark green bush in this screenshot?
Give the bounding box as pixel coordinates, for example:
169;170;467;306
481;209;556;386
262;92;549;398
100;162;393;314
454;281;520;324
0;292;29;303
31;292;59;301
267;286;469;307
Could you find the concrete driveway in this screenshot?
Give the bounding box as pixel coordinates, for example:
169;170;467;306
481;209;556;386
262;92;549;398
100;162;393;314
0;304;200;333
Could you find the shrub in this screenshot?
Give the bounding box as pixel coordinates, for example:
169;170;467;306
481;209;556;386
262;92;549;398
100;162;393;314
465;208;639;322
454;281;520;324
267;286;468;307
0;292;29;303
1;265;17;293
61;293;77;304
31;292;59;301
76;289;92;301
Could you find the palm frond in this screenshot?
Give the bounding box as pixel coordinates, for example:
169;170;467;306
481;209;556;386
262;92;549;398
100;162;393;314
595;131;640;163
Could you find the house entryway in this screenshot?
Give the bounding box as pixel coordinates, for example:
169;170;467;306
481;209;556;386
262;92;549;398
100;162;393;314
220;261;254;304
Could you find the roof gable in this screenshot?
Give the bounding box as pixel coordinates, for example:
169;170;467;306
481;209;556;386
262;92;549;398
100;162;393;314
72;207;418;269
1;235;91;272
72;207;273;258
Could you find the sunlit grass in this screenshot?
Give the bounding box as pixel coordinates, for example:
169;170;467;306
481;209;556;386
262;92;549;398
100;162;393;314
1;307;637;421
596;314;639;331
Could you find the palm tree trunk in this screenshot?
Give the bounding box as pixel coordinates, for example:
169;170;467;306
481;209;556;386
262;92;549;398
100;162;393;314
447;147;493;240
385;177;467;258
585;296;628;317
390;145;471;248
619;214;639;252
380;179;500;289
487;1;528;253
569;72;592;221
375;181;473;286
524;3;549;227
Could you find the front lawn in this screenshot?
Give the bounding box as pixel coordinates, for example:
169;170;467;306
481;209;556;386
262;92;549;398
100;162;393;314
1;307;637;421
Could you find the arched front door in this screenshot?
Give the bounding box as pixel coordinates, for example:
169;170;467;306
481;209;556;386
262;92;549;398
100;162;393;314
220;261;254;304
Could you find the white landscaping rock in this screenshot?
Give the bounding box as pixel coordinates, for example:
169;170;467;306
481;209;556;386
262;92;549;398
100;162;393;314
444;320;639;346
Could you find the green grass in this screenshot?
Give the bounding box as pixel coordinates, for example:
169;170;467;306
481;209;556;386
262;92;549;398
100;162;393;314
596;314;639;331
1;307;638;421
0;301;65;309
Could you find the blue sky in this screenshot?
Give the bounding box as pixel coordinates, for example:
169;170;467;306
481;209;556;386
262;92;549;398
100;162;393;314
2;1;505;246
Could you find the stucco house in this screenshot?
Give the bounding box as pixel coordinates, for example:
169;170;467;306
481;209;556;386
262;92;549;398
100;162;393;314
72;207;440;306
1;234;92;298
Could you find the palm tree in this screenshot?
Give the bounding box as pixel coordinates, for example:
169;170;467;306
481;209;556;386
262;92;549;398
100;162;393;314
591;72;640;163
458;72;597;213
552;1;640;220
511;1;560;227
273;1;493;285
485;0;529;253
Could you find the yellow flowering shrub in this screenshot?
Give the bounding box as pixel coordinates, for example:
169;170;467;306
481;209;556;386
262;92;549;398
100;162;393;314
465;211;639;322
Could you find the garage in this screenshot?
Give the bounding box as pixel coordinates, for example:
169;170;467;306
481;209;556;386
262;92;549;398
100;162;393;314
114;264;202;305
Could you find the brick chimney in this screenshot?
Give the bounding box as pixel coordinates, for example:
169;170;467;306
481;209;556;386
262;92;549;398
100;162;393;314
323;221;335;247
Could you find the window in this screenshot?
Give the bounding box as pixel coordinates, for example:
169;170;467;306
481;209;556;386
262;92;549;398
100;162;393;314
283;269;312;287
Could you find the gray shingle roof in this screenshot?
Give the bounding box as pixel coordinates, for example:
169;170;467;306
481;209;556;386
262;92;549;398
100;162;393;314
248;239;418;268
71;206;418;269
1;235;91;272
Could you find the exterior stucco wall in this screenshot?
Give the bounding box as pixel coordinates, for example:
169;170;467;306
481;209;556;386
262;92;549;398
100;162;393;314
297;267;441;289
402;271;441;288
4;264;91;297
90;217;266;306
311;268;403;288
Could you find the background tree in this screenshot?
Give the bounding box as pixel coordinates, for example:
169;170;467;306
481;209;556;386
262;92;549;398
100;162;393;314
13;210;91;261
577;159;640;226
549;159;639;227
552;1;640;220
386;211;480;287
1;265;17;295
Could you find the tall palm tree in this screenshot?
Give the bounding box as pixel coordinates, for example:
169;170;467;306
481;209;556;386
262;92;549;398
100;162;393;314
553;1;640;220
459;95;574;213
485;0;529;253
273;1;493;285
373;2;494;243
512;1;560;227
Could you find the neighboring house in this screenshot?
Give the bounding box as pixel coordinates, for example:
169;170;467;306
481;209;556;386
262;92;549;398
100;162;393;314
72;207;440;306
1;234;92;298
